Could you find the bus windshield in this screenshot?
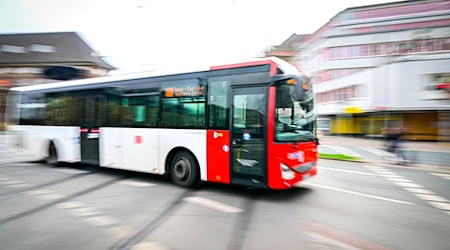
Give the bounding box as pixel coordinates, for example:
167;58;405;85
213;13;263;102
274;79;316;142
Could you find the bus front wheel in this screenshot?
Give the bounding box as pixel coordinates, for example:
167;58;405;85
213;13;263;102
170;151;199;188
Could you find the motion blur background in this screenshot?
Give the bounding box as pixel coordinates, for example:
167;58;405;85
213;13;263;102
0;0;449;141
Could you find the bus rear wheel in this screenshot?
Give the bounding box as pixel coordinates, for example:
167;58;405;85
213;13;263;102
46;142;58;166
170;151;199;188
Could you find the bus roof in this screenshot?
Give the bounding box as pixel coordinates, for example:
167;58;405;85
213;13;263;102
10;57;301;92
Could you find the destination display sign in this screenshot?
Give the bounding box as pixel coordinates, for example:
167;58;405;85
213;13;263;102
164;80;205;97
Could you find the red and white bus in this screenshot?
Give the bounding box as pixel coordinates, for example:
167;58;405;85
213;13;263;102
6;57;318;189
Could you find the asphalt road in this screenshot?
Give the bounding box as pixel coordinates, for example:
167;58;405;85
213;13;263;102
0;159;449;250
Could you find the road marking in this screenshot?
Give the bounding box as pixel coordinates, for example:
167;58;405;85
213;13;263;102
68;207;102;216
132;242;170;250
0;180;24;185
108;225;133;239
25;189;54;196
183;196;244;213
385;177;413;182
118;179;155;187
402;187;436;194
431;173;450;180
304;183;412;205
427;201;450;211
84;215;120;227
35;193;64;200
394;182;425;188
366;166;450;215
306;232;359;250
372;170;398;176
412;193;449;203
319;167;375;176
4;183;32;188
56;201;86;209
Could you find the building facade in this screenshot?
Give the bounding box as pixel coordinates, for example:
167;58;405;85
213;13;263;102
292;0;450;141
0;32;115;130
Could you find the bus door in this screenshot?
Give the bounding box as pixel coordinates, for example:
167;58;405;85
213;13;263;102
80;95;106;164
230;87;267;187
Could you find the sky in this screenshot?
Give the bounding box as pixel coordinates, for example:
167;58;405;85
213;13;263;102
0;0;400;73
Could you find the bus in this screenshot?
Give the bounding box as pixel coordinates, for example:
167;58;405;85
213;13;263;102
6;57;318;190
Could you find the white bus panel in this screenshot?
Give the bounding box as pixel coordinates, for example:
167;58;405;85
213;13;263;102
7;125;80;162
100;128;207;180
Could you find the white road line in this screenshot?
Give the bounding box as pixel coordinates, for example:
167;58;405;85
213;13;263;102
427;201;450;211
306;232;359;250
68;207;102;217
365;166;450;215
412;193;450;203
25;189;54;196
183;197;244;213
319;167;375;176
5;183;32;188
371;170;397;176
118;179;155;187
394;182;425;188
402;187;436;195
84;215;120;227
35;193;64;200
56;201;86;209
431;173;450;180
0;180;24;185
132;242;170;250
304;183;412;205
108;225;133;239
385;177;413;182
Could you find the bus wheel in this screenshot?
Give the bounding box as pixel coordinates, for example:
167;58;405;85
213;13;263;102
46;142;58;166
170;151;199;188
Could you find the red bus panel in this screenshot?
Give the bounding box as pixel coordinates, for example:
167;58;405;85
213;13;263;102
206;130;231;184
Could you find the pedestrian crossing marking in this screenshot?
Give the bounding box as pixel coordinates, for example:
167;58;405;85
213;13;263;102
365;166;449;215
431;173;450;180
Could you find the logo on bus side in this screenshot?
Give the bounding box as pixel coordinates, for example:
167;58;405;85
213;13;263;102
213;131;223;138
287;151;305;162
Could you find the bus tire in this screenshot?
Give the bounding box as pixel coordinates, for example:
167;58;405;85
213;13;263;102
46;142;58;166
170;151;199;188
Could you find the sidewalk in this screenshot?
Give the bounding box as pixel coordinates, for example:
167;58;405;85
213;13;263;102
318;135;450;153
318;135;450;170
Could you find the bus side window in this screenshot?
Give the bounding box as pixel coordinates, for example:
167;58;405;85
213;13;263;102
18;93;46;125
208;77;229;129
121;95;159;127
161;79;206;129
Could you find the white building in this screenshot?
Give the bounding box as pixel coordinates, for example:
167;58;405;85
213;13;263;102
294;0;450;141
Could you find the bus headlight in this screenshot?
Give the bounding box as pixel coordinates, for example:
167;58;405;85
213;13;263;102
293;162;315;173
281;163;295;180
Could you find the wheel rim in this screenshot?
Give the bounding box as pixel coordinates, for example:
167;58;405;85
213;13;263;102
173;157;191;181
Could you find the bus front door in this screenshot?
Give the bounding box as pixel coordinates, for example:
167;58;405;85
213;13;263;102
80;96;106;165
230;87;267;187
